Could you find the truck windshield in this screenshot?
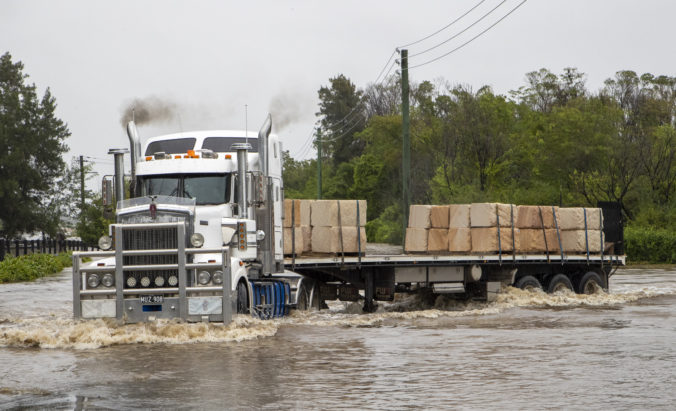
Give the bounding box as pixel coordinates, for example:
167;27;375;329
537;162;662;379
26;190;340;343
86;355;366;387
140;174;231;205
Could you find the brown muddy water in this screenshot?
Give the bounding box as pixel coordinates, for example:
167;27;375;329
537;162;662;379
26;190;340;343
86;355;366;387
1;268;676;410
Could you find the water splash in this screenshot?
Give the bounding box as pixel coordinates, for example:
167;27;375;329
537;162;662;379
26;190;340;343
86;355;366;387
1;284;673;349
0;315;278;350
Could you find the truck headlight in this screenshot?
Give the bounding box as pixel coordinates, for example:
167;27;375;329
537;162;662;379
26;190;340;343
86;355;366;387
98;235;113;250
127;276;137;287
140;276;151;287
212;270;223;285
197;270;211;285
87;273;100;288
190;233;205;248
155;276;165;287
168;275;178;286
101;273;114;287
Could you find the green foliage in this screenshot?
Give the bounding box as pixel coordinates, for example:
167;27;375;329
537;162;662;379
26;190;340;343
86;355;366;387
286;69;676;258
365;204;403;244
0;252;73;283
625;226;676;264
76;196;113;245
0;52;71;237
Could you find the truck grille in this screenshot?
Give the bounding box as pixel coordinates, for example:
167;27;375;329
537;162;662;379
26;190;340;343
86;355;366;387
122;226;179;289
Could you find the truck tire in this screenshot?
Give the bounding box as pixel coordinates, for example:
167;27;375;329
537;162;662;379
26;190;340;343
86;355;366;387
577;271;605;294
514;275;542;291
237;281;249;314
547;274;574;293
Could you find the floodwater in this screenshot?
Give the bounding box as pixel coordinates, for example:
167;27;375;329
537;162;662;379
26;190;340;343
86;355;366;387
1;268;676;410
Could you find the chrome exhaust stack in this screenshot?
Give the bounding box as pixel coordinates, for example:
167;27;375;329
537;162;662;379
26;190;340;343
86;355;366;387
126;121;142;181
257;114;272;176
232;142;252;219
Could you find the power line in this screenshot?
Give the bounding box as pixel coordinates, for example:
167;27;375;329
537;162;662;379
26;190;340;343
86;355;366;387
410;0;528;69
397;0;488;49
410;0;507;58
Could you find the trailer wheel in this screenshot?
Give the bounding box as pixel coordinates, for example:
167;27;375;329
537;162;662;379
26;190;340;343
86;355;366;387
577;271;605;294
514;275;542;291
547;274;574;293
237;280;249;314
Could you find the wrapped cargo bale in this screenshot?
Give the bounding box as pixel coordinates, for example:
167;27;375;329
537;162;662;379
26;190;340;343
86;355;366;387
560;230;602;253
283;227;303;255
283;199;301;228
470;203;516;227
585;208;603;230
471;227;520;253
515;205;558;229
430;205;450;228
518;229;561;253
300;200;312;227
301;225;312;252
408;205;432;228
428;228;448;252
311;200;367;227
558;207;585;230
449;204;470;228
448;227;471;253
311;226;366;254
405;227;428;252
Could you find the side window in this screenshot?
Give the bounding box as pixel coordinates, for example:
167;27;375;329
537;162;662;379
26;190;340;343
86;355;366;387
275;186;279;201
273;142;278;158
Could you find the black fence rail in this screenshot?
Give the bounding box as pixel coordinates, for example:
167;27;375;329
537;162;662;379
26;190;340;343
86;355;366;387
0;238;96;262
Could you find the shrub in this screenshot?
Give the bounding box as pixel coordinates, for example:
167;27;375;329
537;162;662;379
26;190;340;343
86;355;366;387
0;252;74;283
625;226;676;264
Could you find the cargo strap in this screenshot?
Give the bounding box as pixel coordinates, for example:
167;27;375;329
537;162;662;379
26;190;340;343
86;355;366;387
584;208;590;265
356;200;362;269
552;206;564;265
495;206;502;266
538;206;550;264
510;204;516;262
291;200;296;270
599;209;604;270
337;200;345;266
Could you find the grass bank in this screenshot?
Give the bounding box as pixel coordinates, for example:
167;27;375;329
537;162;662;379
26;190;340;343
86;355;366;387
0;252;73;283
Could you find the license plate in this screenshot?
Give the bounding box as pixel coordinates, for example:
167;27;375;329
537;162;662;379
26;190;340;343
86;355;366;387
141;295;163;304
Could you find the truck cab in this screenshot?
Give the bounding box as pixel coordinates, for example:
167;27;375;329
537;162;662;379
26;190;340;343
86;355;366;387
73;117;291;323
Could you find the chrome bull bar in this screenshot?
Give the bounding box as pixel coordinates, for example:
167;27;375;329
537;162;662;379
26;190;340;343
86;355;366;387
73;222;232;324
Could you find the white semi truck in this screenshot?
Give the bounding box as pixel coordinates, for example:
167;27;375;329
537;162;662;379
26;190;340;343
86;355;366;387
72;116;626;324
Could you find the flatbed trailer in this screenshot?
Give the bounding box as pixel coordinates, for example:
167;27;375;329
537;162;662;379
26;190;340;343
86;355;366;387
283;250;626;311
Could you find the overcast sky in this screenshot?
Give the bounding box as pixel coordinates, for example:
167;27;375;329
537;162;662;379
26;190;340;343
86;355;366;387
2;0;674;190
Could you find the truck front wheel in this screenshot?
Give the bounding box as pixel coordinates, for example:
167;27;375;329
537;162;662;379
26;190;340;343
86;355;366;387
547;274;574;293
237;281;249;314
514;275;542;291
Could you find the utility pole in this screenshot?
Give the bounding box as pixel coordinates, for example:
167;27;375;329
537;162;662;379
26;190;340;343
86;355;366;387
316;129;323;199
79;155;86;215
401;49;410;245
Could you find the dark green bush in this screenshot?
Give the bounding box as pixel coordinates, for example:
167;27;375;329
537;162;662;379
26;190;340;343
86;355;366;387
625;226;676;264
0;252;74;283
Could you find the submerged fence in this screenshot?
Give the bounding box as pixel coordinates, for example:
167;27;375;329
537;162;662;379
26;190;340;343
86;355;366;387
0;238;96;262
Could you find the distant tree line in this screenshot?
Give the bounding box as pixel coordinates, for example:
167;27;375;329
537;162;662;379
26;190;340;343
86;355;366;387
284;69;676;244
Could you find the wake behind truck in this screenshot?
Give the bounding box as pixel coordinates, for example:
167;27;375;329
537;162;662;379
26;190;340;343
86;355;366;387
72;116;626;323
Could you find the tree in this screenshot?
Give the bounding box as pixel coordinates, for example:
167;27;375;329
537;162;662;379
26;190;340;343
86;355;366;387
316;74;366;165
76;195;113;245
0;52;71;237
